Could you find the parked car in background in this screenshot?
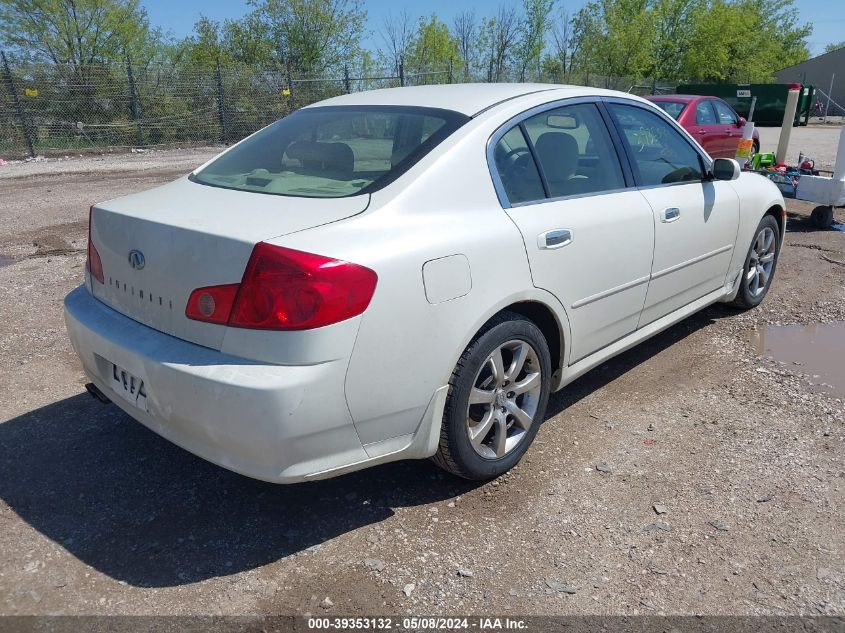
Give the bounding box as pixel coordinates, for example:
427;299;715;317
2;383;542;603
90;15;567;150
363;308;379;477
647;94;760;160
65;84;785;484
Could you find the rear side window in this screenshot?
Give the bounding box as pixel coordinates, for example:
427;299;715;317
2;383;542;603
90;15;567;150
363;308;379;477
191;106;468;198
608;104;704;186
521;103;625;198
695;101;717;125
493;127;545;204
652;101;686;120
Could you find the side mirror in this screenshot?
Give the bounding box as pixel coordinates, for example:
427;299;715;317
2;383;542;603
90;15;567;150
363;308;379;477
737;116;747;127
712;157;741;181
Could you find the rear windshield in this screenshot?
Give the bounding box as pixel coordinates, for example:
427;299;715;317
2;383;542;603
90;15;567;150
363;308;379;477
190;105;469;198
652;101;687;120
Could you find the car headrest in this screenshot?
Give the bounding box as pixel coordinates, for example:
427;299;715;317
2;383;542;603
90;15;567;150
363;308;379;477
286;141;354;179
534;132;579;182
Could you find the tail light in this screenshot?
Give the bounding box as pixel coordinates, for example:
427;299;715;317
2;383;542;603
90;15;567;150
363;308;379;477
87;206;104;284
186;243;377;330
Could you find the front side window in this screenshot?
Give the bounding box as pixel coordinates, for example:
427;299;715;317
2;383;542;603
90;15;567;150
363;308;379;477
608;103;704;187
695;101;717;125
191;106;468;198
713;100;738;125
521;103;625;198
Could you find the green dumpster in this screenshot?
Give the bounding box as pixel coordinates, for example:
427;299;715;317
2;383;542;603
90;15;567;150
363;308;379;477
675;83;815;126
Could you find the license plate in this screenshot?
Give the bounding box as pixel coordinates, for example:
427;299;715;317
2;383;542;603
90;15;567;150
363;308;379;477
111;363;148;411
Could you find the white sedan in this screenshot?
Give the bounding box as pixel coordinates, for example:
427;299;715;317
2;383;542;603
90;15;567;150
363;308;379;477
64;84;785;482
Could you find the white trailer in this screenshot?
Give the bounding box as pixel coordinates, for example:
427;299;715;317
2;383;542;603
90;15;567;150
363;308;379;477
793;124;845;228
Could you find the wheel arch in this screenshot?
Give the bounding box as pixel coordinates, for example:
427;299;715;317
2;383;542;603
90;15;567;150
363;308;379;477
501;301;564;381
455;292;571;391
764;203;786;239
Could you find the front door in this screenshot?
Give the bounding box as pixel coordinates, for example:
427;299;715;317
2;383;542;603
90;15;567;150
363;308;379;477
492;101;655;363
606;102;740;326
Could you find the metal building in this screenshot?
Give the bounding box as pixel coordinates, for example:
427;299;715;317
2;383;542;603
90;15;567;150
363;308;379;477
775;46;845;118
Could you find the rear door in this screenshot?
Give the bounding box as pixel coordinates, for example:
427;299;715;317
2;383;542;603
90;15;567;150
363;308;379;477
606;101;739;326
691;100;724;157
491;100;655;363
712;99;742;157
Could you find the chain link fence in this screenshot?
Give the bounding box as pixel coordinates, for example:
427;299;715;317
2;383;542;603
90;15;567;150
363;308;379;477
0;53;668;159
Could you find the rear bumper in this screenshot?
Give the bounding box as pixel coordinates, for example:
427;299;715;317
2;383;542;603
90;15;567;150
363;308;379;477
63;285;370;483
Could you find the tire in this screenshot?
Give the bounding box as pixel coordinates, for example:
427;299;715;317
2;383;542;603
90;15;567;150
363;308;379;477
732;214;781;310
432;311;551;480
811;205;834;230
749;140;759;163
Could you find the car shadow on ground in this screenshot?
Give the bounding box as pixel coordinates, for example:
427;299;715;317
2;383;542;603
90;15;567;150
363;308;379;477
545;303;726;417
0;305;729;589
0;394;481;588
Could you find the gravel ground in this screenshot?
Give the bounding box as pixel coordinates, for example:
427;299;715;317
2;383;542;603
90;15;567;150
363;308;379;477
0;146;843;617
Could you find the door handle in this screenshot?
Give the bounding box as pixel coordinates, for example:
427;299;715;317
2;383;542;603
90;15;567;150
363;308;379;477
538;229;573;249
696;129;707;134
661;207;680;223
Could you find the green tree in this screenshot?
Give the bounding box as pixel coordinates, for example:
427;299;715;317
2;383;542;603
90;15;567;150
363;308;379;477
181;15;273;66
248;0;366;75
824;40;845;53
646;0;701;82
547;7;574;81
681;0;810;82
452;9;478;79
570;0;655;86
480;5;520;82
516;0;554;81
408;14;460;78
0;0;152;74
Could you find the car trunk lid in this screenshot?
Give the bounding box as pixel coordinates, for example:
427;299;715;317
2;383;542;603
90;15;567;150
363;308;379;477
89;176;369;350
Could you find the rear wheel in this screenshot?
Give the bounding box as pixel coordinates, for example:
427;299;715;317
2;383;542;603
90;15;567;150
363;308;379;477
749;140;759;164
732;215;780;309
811;205;834;229
432;312;551;480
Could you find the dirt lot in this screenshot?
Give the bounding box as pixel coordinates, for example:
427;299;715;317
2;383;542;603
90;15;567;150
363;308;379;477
0;143;843;617
756;124;843;172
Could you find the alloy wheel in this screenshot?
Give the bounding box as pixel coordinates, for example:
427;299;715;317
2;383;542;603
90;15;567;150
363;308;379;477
465;339;543;459
746;226;776;297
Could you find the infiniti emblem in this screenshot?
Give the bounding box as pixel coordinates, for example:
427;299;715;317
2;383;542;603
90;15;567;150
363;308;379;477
128;249;145;270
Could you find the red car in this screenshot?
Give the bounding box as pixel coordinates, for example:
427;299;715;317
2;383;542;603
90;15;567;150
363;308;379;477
647;95;760;160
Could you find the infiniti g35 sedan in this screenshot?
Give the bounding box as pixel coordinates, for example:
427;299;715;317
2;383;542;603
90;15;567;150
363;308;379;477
65;84;785;482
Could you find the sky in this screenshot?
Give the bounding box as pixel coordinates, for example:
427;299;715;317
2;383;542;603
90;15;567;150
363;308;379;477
142;0;844;57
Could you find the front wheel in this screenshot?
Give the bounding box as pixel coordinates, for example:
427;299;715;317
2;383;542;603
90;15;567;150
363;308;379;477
432;312;551;480
732;215;780;309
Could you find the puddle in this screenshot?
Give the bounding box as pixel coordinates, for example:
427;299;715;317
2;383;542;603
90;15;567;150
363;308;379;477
749;322;845;398
0;254;13;268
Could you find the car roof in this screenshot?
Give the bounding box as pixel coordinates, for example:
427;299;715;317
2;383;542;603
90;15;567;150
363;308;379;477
307;83;643;116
